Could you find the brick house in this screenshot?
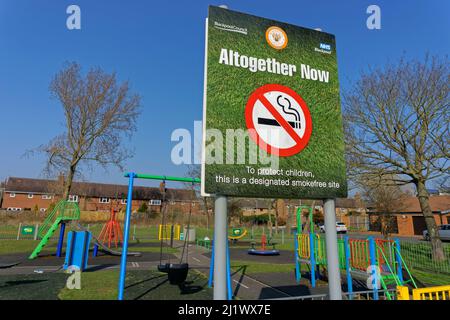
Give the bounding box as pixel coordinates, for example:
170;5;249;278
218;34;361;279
1;177;200;214
368;195;450;236
236;198;368;229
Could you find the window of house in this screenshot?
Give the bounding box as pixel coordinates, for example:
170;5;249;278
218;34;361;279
68;195;79;203
9;193;16;198
40;208;47;212
28;194;34;199
149;199;162;206
121;198;127;205
99;197;110;204
42;194;52;200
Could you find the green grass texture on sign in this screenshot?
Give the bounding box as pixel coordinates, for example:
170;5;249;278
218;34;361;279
204;7;347;199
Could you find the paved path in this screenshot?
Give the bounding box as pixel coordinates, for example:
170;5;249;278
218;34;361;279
180;244;325;300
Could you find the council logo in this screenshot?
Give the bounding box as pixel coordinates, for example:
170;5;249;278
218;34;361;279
265;26;288;50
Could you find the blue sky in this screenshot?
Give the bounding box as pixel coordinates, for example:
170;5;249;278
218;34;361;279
0;0;449;188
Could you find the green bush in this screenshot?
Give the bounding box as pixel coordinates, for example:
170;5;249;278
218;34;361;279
137;202;148;213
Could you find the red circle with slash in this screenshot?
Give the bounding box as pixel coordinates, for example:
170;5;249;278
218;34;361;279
245;84;312;157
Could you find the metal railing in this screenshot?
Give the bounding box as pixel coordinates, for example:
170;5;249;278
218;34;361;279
348;239;370;271
412;285;450;300
398;285;450;300
267;289;398;300
343;289;398;300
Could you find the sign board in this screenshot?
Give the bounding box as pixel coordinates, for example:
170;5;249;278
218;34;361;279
201;6;347;199
21;225;35;235
232;228;243;236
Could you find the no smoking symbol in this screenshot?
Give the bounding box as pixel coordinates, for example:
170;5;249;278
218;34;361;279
245;84;312;157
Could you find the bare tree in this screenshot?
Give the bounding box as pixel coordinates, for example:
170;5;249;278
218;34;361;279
38;62;141;199
186;164;214;230
362;176;407;239
228;198;243;226
268;199;277;236
344;55;449;260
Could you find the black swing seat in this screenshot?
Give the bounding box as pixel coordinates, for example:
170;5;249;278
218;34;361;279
168;263;189;285
157;263;189;285
157;263;171;273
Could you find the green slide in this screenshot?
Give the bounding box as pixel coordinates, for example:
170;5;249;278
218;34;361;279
29;200;80;260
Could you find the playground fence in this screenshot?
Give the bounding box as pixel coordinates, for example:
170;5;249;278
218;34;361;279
400;240;450;274
0;224;39;240
347;216;369;232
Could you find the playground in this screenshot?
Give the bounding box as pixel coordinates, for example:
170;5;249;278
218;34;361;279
0;189;449;301
0;3;449;304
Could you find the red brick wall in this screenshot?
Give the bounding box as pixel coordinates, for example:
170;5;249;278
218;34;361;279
373;213;445;236
397;215;414;236
1;192;55;211
1;191;202;216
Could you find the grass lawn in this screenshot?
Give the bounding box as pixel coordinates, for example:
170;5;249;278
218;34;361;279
231;260;297;275
59;270;119;300
123;269;212;300
0;240;58;255
0;269;212;300
410;268;450;287
59;269;212;300
0;272;67;300
0;238;179;256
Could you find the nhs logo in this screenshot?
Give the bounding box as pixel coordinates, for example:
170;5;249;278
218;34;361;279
319;43;331;51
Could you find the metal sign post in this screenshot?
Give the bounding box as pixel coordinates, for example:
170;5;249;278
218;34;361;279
213;195;228;300
323;198;342;300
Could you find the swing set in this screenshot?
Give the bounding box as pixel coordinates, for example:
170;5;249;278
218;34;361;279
117;173;200;300
156;179;196;285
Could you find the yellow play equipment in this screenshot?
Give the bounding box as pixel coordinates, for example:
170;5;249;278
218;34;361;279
158;224;181;240
397;285;450;300
228;228;247;241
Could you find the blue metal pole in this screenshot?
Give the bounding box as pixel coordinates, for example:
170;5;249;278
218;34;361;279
294;232;301;283
394;238;403;284
93;244;98;257
368;237;379;300
56;222;66;257
118;172;135;300
309;232;316;288
208;238;214;288
226;240;232;300
344;236;353;299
